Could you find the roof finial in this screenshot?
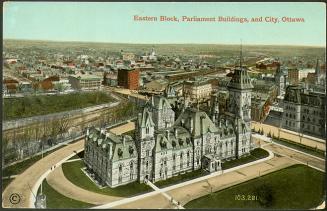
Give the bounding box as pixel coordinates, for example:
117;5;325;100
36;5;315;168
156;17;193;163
240;39;243;68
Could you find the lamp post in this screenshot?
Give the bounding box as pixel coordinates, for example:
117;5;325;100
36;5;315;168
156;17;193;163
35;138;46;209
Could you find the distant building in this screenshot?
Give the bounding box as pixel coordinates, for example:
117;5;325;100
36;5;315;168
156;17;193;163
3;78;19;94
68;74;102;90
274;64;287;96
117;68;140;90
122;52;135;61
103;72;118;87
251;93;271;122
183;77;212;103
287;68;300;85
282;85;326;138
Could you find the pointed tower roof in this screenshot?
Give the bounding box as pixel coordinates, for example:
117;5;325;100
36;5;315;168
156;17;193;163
139;106;155;128
227;43;253;90
315;59;320;76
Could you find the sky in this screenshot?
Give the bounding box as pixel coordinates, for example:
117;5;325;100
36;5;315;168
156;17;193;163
3;2;326;46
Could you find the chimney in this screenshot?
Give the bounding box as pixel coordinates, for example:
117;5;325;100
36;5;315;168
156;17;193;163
225;119;229;127
166;130;170;140
122;136;126;147
86;128;89;136
174;128;178;137
108;142;112;157
101;128;106;135
190;118;194;132
181;119;185;127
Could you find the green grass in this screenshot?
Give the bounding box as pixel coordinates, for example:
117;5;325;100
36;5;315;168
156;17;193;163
62;160;152;197
37;179;94;208
273;138;325;159
4;91;114;120
3;145;65;177
185;164;325;209
2;178;14;192
222;148;269;170
155;169;207;188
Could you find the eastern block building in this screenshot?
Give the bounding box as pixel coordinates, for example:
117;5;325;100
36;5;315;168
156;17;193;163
84;64;254;188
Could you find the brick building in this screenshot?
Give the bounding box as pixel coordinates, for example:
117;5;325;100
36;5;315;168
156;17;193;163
117;68;139;90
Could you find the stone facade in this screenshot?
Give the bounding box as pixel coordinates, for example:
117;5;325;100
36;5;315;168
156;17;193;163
282;85;326;138
84;65;254;187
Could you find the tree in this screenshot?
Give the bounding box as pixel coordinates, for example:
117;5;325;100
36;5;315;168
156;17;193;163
254;183;274;207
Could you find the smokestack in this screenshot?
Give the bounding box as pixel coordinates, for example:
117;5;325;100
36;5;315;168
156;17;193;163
108;142;112;157
166;130;170;140
122;135;126;147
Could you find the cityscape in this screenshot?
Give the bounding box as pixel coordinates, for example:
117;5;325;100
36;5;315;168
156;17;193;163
2;2;326;210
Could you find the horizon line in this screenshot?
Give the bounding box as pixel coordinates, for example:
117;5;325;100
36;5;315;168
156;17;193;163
3;38;326;48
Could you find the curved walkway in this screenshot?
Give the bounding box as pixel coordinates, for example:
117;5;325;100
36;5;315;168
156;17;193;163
46;165;123;205
2;139;85;208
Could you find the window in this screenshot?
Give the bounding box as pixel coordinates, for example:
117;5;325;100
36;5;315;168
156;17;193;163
130;162;134;180
146;127;149;134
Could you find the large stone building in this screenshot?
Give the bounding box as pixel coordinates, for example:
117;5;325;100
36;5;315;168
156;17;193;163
183;77;212;103
68;74;102;90
282;85;326;138
84;64;254;188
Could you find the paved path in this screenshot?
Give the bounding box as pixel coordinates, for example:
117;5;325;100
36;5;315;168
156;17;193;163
46;165;123;205
147;180;184;209
261;142;325;172
2;139;85;208
108;122;135;135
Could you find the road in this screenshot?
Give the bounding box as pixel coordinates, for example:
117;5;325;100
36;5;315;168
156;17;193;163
2;139;85;208
3;132;325;209
108;122;135;135
254;137;325;172
46;165;123;205
252;121;325;151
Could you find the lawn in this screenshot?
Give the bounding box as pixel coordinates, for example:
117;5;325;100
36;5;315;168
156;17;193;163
222;148;269;170
273;138;325;159
4;91;114;120
61;160;152;197
37;179;94;208
2;178;14;192
2;145;65;177
155;169;207;188
185;164;325;209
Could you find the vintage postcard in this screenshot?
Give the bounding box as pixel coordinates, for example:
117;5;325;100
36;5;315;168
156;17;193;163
2;1;326;210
